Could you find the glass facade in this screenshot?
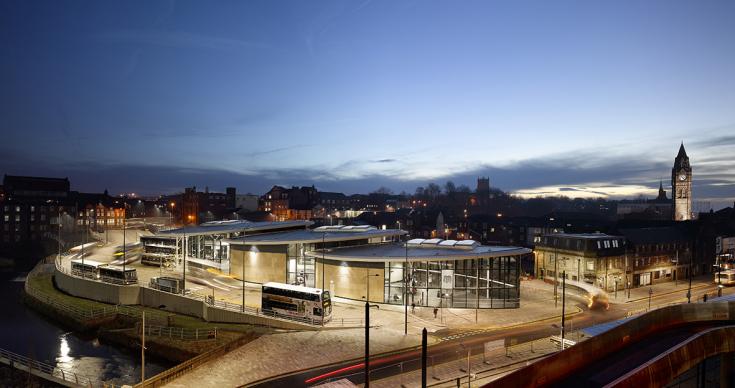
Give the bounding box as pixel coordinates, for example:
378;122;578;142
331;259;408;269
287;243;315;287
383;256;520;309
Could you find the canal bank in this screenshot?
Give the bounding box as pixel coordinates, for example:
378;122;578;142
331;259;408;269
1;270;171;386
11;260;267;386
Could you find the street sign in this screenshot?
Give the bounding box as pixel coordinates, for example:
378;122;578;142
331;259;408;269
716;236;722;254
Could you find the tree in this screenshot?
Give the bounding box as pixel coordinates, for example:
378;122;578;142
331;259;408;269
415;186;425;197
457;184;471;193
426;183;441;199
372;186;393;195
444;181;457;194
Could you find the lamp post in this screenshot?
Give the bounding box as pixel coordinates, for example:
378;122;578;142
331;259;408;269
322;232;326;327
648;288;653;310
560;271;566;350
404;234;409;335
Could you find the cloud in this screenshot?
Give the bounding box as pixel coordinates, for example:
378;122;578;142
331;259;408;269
98;30;270;51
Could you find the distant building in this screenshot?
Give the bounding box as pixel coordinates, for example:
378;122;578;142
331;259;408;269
181;186;237;225
535;233;626;291
672;143;693;221
259;186;317;221
616;181;673;220
235;194;259;212
0;175;73;244
468;177;492;215
618;227;692;287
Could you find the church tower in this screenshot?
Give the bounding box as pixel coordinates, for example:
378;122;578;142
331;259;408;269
671;143;692;221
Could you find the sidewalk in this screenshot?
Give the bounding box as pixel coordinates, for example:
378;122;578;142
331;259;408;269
164;326;427;388
328;279;581;336
608;275;714;304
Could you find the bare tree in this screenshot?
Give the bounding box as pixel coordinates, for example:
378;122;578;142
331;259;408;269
444;181;457;194
372;186;394;195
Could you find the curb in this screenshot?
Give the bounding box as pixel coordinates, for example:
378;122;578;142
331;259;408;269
621;283;711;304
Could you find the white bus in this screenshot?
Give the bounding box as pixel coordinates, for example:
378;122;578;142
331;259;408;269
715;269;735;286
71;259;105;279
261;282;332;324
99;265;138;285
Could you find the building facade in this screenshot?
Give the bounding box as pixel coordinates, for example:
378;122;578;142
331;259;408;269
226;226;529;309
535;233;626;292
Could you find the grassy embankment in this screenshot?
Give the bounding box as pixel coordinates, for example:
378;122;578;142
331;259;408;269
24;271;270;362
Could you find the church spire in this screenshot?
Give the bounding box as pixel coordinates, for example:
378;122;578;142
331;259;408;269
677;142;688;159
657;180;667;201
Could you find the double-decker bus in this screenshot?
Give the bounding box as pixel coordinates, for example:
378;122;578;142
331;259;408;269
261;282;332;324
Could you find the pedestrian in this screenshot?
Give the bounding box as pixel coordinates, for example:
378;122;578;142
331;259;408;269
411;302;416;314
433;307;438;319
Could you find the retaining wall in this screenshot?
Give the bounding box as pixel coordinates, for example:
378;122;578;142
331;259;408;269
53;267;316;330
54;267;141;305
140;287;205;317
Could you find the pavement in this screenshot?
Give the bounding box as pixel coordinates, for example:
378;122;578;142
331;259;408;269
164;327;426;388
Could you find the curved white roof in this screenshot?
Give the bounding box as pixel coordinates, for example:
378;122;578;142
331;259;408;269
306;243;531;263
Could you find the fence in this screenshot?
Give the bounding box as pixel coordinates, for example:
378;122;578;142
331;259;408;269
138;324;217;341
0;347;97;387
134;334;254;388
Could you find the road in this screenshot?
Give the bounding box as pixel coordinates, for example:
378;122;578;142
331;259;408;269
251;282;728;387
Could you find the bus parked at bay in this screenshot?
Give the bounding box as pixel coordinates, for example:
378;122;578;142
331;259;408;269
71;259;104;279
261;282;331;324
70;259;138;285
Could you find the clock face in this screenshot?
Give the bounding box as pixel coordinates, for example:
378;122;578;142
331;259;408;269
679;174;687;181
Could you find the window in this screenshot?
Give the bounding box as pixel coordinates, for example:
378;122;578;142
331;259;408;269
597;241;601;249
30;206;35;212
604;240;611;248
3;215;7;222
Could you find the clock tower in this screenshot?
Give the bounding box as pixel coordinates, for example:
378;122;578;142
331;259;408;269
671;142;692;221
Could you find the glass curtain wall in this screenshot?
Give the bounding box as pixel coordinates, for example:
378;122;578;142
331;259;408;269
287;243;315;287
383;256;520;309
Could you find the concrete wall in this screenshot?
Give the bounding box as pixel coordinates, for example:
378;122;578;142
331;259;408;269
230;245;287;284
54;268;315;330
316;260;385;303
140;287;204;317
54;267;140;305
203;305;315;330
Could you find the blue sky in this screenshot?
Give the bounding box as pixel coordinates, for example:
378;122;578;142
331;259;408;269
1;1;734;208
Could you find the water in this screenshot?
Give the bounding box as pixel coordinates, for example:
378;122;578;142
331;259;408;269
0;271;173;386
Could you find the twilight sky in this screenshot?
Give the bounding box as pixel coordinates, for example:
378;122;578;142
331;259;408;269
1;1;734;208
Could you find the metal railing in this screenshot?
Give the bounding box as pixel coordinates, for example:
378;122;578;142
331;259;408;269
0;347;97;387
137;324;217;341
135;334;253;388
53;258;362;328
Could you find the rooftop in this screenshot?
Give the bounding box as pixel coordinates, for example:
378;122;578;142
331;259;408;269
158;220;312;236
543;233;621;240
307;242;531;263
226;226;405;245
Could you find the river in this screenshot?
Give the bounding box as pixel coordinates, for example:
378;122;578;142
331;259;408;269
0;271;173;386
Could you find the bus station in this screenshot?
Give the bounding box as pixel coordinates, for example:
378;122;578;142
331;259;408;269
57;220;531;326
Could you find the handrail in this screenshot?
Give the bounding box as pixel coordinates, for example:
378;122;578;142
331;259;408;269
138;324;217;341
135;334;254;388
0;346;97;387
